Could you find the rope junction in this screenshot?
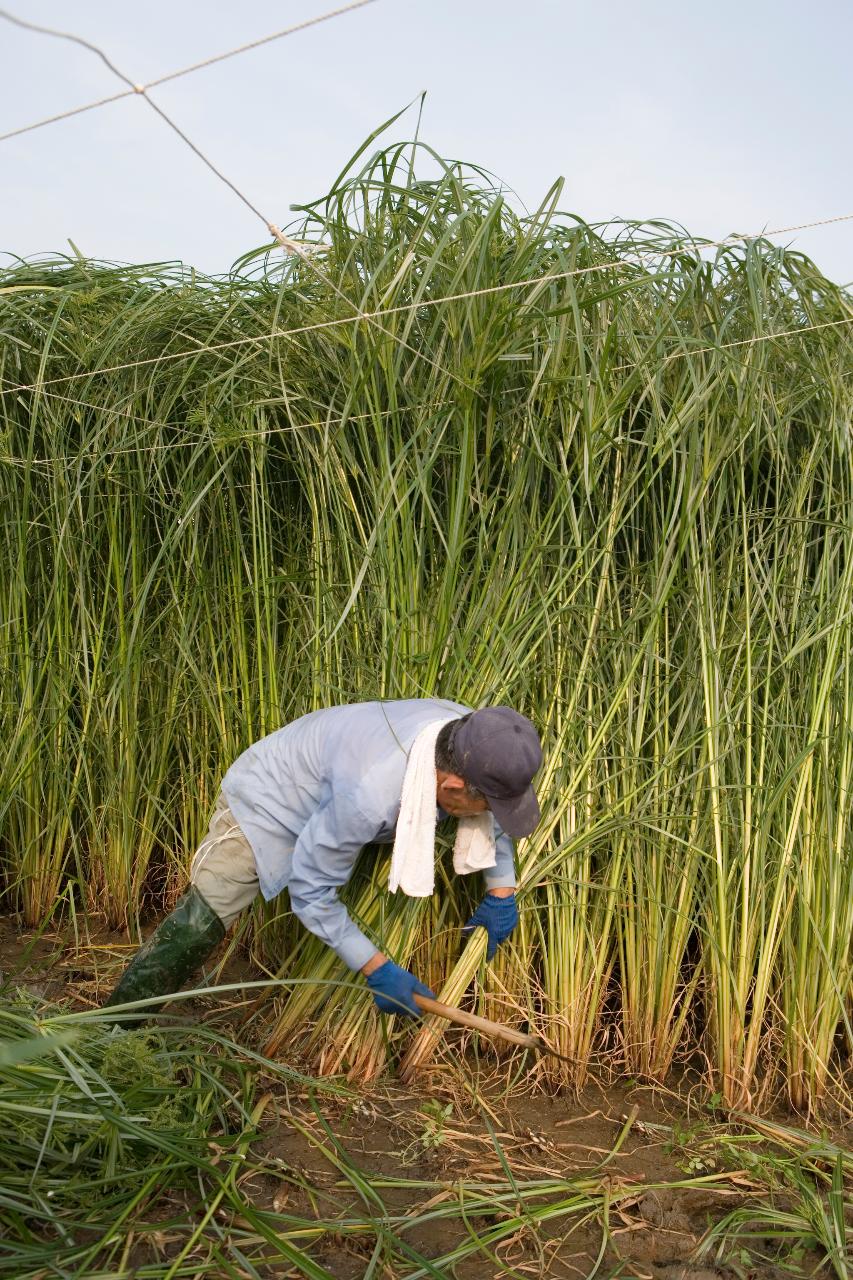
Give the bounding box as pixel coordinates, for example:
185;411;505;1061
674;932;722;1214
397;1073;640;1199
0;3;377;143
0;2;850;427
0;3;479;398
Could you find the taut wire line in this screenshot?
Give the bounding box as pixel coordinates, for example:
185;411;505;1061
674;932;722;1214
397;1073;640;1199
2;7;850;271
8;307;853;469
1;313;851;465
0;88;131;141
609;313;853;375
0;3;483;399
0;391;458;468
0;2;377;143
2;249;851;400
1;8;850;403
0;7;137;86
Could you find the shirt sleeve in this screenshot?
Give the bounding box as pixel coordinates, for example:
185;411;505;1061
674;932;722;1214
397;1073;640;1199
287;792;379;971
485;824;517;890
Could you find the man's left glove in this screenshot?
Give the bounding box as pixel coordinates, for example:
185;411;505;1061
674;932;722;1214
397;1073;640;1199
366;959;435;1018
462;892;519;961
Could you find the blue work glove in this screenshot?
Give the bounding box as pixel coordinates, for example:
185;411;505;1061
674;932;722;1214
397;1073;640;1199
366;959;434;1019
462;892;519;961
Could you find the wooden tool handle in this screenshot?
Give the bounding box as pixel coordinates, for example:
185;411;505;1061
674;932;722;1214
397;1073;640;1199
413;992;540;1050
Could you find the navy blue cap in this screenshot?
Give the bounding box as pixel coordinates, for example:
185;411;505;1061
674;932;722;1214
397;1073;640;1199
451;707;542;838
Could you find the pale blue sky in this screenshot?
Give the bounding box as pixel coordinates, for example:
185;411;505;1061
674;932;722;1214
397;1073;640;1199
2;0;852;284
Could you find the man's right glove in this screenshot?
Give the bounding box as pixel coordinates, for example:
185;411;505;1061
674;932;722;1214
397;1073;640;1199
366;959;434;1018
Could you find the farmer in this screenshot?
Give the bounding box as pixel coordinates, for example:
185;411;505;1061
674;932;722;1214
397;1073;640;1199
104;700;542;1022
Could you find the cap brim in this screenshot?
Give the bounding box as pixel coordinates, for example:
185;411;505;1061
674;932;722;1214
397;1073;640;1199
488;785;540;839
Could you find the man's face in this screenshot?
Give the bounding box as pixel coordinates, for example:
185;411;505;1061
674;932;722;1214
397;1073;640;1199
436;770;490;819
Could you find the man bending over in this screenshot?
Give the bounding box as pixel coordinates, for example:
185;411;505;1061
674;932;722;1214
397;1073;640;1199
104;700;542;1021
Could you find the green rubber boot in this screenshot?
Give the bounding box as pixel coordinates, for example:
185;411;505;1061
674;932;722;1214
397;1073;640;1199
103;885;226;1025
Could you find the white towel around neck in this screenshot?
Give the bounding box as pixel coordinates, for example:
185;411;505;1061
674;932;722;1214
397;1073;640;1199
388;718;496;897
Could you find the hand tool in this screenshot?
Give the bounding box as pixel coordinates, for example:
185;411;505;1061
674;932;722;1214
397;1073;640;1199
413;992;574;1065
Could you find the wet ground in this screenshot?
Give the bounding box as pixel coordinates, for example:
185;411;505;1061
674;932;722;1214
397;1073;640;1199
247;1081;778;1279
1;913;842;1278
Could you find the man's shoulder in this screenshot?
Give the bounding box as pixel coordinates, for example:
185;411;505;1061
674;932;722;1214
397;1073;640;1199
312;697;471;718
293;697;470;737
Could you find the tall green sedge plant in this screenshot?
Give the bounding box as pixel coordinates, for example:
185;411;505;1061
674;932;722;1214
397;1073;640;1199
1;129;852;1109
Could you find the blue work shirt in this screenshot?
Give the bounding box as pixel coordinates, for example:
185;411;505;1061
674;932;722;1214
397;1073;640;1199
221;699;517;970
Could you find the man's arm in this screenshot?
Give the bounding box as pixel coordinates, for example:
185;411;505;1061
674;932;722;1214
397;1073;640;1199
484;828;517;894
288;795;381;972
463;827;519;958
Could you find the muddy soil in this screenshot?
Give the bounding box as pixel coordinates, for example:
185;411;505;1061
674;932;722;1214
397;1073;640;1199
0;914;835;1279
247;1074;822;1280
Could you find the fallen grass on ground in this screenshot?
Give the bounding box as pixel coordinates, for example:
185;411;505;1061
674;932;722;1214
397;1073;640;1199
1;983;851;1279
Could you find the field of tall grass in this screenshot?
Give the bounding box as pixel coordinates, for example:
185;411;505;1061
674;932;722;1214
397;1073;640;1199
2;133;852;1115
